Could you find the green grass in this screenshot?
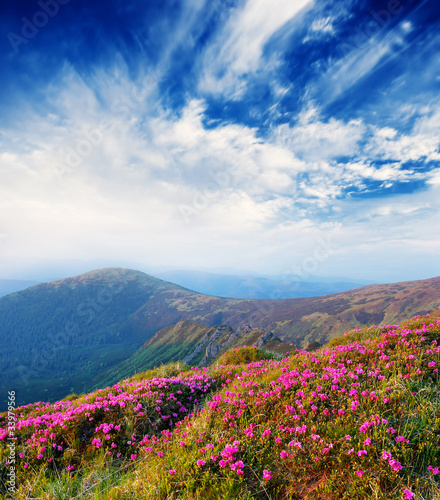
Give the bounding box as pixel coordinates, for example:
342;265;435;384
1;311;440;499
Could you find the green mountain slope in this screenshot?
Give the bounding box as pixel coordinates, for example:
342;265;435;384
102;320;224;384
96;320;293;387
0;268;199;405
1;267;440;408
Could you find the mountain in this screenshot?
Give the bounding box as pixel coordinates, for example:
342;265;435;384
0;279;39;297
1;267;439;408
0;268;198;406
157;269;372;298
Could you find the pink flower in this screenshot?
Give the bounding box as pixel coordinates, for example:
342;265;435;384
263;469;272;481
357;450;367;457
403;490;414;499
389;459;402;471
356;470;364;477
396;436;409;444
230;460;244;472
197;459;206;466
168;470;177;475
280;451;289;459
364;438;371;446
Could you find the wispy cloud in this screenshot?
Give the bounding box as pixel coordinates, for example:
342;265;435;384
199;0;313;97
0;0;439;281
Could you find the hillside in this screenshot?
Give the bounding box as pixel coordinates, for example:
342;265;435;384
0;268;201;406
1;268;440;407
96;320;293;388
125;275;440;347
1;311;439;499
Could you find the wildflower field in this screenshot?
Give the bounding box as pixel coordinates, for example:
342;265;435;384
1;311;440;499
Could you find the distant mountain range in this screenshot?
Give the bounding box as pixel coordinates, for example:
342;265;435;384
0;279;39;297
157;269;372;298
1;267;439;408
0;270;372;300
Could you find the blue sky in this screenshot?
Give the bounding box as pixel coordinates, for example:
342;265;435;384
0;0;439;282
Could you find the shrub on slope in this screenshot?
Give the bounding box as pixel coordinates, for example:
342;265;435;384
217;345;280;365
1;313;440;499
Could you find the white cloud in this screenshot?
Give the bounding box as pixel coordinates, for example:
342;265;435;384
401;21;412;33
366;107;440;163
200;0;313;97
310;17;334;33
274;107;366;161
345;161;416;183
1;57;439;282
427;169;440;185
306;12;418;110
303;16;335;42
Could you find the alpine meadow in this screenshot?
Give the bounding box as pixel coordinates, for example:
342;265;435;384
1;0;440;499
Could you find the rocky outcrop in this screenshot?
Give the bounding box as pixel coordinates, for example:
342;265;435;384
255;331;275;348
182;326;228;365
197;324;284;366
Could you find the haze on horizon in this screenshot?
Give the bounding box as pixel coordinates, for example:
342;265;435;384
1;0;439;284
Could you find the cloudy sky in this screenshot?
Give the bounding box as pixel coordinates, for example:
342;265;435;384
1;0;439;282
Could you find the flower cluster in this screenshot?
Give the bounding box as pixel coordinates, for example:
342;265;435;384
1;312;439;499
